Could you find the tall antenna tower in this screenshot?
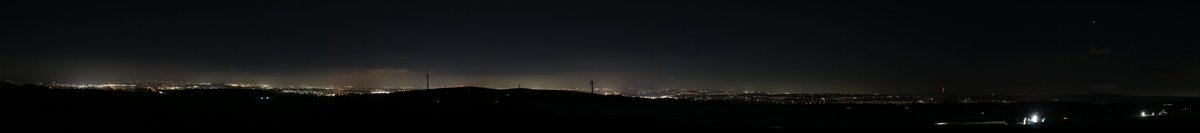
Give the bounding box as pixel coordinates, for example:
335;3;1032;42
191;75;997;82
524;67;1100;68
939;85;945;94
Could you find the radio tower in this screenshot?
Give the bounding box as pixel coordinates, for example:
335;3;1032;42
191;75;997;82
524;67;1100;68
425;74;430;89
590;80;595;93
939;85;945;94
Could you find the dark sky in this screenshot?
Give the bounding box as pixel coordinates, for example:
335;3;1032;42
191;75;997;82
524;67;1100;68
3;0;1199;96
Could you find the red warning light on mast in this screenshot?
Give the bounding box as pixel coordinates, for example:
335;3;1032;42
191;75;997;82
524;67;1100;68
939;85;945;94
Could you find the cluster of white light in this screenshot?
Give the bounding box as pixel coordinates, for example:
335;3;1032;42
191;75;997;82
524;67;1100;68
226;83;272;88
640;95;676;99
1140;110;1168;117
369;90;392;94
1021;113;1046;125
75;84;137;88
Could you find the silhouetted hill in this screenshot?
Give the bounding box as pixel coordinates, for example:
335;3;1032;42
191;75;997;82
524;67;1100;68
1;85;671;132
1013;94;1200;103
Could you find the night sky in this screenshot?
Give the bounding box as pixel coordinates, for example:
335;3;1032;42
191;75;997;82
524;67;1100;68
3;0;1199;96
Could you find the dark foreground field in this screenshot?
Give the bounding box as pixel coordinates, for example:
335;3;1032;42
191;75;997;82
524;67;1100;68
3;83;1196;131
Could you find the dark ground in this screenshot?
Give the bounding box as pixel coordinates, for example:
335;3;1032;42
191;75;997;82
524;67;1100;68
2;83;1196;131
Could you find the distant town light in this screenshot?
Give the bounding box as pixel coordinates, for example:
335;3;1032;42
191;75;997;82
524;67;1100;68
1030;114;1041;122
1022;113;1045;125
369;90;391;94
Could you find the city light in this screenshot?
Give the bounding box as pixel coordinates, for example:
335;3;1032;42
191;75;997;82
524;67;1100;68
1029;114;1041;123
1022;113;1045;125
1140;110;1168;118
5;79;1190;129
35;81;1018;105
369;90;392;94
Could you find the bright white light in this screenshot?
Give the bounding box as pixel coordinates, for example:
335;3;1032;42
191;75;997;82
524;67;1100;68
1140;111;1148;117
934;122;949;126
1029;115;1041;123
1023;113;1045;124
